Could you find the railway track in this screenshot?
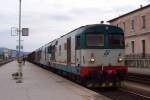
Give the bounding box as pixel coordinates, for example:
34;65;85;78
61;72;150;100
127;73;150;85
32;63;150;100
62;72;150;100
0;59;13;66
92;87;150;100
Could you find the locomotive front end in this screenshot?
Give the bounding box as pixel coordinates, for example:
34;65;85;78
77;25;128;87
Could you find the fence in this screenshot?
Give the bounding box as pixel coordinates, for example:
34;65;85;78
125;54;150;68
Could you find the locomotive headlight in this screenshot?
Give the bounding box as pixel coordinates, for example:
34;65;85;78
118;57;123;62
89;58;95;63
91;58;95;62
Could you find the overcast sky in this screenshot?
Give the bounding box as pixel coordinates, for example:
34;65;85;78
0;0;149;52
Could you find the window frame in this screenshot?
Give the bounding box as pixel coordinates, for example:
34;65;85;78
131;41;135;53
108;33;125;49
123;22;126;32
141;15;146;29
59;45;61;56
85;32;104;48
75;35;81;49
131;19;135;30
47;45;52;54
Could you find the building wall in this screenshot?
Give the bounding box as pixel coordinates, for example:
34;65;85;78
4;49;12;59
109;6;150;55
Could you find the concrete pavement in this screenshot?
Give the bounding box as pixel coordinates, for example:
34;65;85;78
0;61;110;100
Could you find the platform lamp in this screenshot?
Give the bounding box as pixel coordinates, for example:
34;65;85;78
16;0;23;83
16;0;29;83
11;0;29;83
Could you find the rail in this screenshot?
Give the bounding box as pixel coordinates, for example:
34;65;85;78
0;59;13;66
91;87;150;100
127;73;150;85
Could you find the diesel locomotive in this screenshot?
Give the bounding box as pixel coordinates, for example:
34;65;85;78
28;24;128;87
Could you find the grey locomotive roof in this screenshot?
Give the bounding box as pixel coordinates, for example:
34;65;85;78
60;24;118;37
32;24;119;52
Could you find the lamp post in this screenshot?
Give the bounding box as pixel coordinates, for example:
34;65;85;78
11;0;28;82
19;0;21;58
16;0;23;83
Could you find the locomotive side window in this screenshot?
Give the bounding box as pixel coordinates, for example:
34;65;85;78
51;46;56;60
48;45;52;53
59;45;61;56
37;50;42;61
45;48;47;60
75;36;80;49
86;33;104;47
109;34;124;48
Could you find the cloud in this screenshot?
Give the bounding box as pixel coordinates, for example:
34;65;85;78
0;0;149;51
48;14;72;21
22;12;73;23
145;0;150;3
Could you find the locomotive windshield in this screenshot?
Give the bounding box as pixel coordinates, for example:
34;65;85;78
109;34;124;48
86;33;104;47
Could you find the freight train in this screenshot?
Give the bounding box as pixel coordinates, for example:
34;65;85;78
28;24;128;87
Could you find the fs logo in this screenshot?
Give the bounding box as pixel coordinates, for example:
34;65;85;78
104;50;111;56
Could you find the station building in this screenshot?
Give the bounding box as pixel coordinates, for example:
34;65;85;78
0;48;12;61
108;4;150;68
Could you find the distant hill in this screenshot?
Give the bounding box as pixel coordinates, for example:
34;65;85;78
11;50;30;58
0;47;30;58
0;48;4;54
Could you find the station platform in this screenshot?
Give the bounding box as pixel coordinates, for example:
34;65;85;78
128;67;150;75
0;61;110;100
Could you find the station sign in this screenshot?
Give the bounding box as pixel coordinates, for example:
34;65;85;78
16;45;23;50
22;28;29;36
11;27;18;36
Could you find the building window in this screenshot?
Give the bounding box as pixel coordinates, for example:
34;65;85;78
123;22;125;32
131;19;135;30
131;41;134;53
142;40;145;57
141;16;146;29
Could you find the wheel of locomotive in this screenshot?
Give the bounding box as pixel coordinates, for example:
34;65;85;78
85;81;94;88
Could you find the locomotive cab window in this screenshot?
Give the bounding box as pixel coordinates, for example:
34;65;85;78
109;34;124;48
86;33;104;47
